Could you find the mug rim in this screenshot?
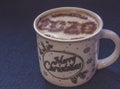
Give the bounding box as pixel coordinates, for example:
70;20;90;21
33;7;103;42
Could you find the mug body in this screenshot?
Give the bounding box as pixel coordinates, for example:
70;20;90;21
36;33;99;87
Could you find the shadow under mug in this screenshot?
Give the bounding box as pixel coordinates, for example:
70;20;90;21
33;7;120;87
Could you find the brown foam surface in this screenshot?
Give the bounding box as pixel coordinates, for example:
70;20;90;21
37;10;98;40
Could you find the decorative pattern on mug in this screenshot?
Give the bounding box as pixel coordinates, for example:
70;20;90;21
38;41;88;84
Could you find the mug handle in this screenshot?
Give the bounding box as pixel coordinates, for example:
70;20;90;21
97;29;120;69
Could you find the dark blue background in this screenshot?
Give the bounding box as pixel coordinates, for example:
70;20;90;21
0;0;120;89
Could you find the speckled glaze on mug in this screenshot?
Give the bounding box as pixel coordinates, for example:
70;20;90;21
34;7;120;87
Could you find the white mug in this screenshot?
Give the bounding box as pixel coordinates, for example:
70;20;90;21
33;7;120;87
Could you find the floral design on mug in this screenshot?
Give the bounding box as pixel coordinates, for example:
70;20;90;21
83;47;91;53
43;70;48;76
70;70;88;84
38;41;88;84
39;41;53;55
86;58;93;64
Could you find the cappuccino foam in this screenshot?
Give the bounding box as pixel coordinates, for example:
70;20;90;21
37;10;98;40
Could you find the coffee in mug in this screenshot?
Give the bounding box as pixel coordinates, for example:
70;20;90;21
37;9;98;40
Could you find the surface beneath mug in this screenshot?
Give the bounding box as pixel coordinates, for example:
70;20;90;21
0;0;120;89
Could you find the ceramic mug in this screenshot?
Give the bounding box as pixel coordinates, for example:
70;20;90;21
33;7;120;87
